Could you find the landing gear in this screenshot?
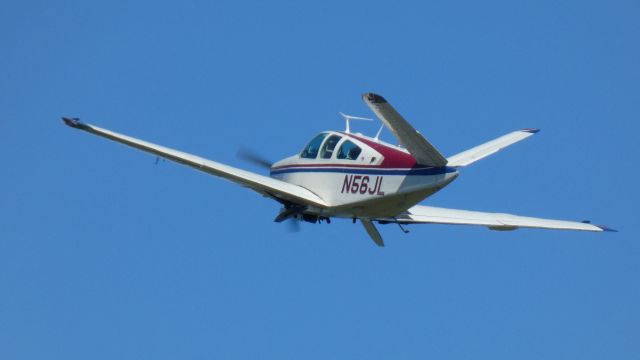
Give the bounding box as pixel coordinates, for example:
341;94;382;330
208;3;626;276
317;216;332;224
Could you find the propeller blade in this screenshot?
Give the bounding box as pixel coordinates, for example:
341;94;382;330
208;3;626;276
237;147;272;169
287;218;301;233
274;205;307;223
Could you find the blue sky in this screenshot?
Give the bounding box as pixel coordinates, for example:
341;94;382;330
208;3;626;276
1;0;639;358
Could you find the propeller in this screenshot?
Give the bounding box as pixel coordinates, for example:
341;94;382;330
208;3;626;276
286;217;301;233
237;147;272;170
237;150;303;232
237;150;307;233
275;204;306;233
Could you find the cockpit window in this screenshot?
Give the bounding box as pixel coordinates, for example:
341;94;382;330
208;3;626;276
336;140;362;160
320;135;342;159
300;133;327;159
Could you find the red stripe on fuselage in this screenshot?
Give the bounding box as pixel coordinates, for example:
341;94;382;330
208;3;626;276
340;133;418;168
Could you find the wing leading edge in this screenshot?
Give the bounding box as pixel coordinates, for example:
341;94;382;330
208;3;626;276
62;117;327;209
380;205;615;232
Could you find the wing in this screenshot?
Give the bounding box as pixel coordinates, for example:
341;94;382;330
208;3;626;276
447;129;539;167
62;118;327;208
362;93;448;167
378;205;615;232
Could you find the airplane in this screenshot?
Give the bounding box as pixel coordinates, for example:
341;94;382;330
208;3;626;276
62;93;615;246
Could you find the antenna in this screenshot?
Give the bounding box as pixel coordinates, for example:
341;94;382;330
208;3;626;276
339;112;373;133
374;123;384;141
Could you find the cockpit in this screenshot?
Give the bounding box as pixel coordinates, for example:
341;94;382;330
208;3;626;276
300;133;363;161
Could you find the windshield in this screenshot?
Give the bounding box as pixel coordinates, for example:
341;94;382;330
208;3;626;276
300;133;328;159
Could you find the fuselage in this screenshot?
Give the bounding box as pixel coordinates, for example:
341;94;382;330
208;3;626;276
270;131;459;218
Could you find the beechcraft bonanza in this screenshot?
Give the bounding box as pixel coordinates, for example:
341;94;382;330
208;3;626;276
63;93;615;246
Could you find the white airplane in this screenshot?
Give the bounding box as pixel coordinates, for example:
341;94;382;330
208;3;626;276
63;93;614;246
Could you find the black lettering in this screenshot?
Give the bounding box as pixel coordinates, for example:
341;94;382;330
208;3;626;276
376;176;385;195
341;175;352;193
360;176;369;194
351;175;361;193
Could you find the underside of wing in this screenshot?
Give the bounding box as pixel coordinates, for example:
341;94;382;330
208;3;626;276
62;118;327;209
377;205;615;232
362;93;448;167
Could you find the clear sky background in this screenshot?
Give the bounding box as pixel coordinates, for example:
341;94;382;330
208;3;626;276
1;0;638;359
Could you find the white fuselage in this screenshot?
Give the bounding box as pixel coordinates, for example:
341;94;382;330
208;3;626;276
270;131;459;218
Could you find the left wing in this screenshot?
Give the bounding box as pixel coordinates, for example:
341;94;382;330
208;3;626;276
378;205;615;232
62;118;328;209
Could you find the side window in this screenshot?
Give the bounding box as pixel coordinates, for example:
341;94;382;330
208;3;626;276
337;140;362;160
320;135;342;159
300;133;327;159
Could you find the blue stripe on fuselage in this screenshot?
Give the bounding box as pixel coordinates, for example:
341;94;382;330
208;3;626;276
270;166;457;176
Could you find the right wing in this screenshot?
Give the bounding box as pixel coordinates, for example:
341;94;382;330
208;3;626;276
379;205;614;232
447;129;539;167
362;93;448;167
62;118;327;209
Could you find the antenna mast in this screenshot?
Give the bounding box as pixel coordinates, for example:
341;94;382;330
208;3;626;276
339;112;373;133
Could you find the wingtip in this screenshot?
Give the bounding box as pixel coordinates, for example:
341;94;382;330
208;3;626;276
596;224;618;232
62;117;90;130
62;117;81;128
583;220;617;232
522;128;540;134
362;92;387;104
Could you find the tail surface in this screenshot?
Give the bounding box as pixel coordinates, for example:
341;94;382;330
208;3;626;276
447;129;539;167
362;93;448;167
